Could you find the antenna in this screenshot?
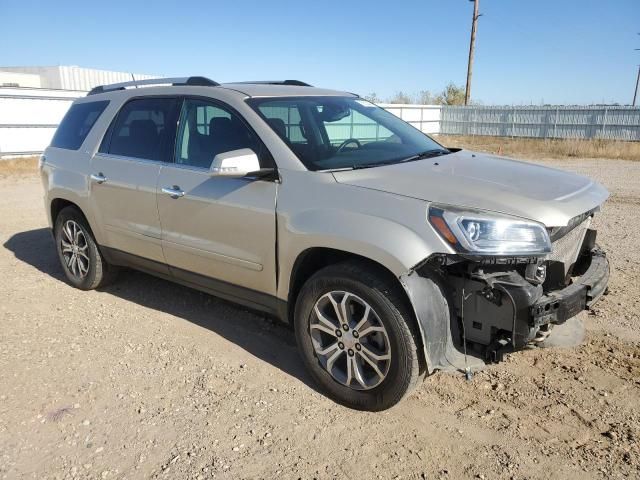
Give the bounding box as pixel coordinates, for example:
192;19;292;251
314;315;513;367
130;73;138;89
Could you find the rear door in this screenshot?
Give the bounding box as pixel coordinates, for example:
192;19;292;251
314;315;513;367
156;97;278;297
90;97;179;264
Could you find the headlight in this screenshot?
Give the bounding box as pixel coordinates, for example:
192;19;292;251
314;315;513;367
428;204;551;255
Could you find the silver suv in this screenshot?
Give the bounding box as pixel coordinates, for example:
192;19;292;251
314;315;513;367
41;77;610;410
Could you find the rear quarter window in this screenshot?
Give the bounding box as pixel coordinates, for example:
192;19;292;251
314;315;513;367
50;100;109;150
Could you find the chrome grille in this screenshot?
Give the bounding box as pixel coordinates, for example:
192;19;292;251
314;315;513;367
547;217;591;277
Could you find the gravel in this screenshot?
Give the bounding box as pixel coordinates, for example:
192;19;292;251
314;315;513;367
0;157;638;479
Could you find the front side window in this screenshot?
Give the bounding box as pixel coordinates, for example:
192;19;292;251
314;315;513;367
105;98;179;161
175;99;263;169
50;100;109;150
249;96;448;171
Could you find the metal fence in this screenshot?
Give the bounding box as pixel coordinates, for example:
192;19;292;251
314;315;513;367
0;90;444;157
0;87;82;157
2;86;640;158
378;104;441;135
440;105;640;141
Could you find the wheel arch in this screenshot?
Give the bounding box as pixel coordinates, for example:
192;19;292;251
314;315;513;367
49;197;99;241
287;247;429;376
287;248;421;338
287;248;405;321
51;198;78;226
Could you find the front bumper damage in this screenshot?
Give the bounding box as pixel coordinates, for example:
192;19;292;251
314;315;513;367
531;247;608;326
401;229;610;373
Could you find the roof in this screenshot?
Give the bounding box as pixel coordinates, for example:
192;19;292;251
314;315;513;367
221;83;354;98
84;76;355;98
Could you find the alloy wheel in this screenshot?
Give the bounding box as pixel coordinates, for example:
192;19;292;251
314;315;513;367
310;291;391;390
60;220;90;278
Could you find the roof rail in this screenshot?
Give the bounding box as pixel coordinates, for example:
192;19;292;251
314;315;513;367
87;76;220;95
230;80;313;87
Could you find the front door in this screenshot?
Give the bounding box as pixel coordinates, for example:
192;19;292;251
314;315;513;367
157;98;278;299
90;97;179;264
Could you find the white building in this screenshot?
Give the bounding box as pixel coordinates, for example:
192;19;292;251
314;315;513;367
0;66;160;156
0;65;159;91
0;66;441;157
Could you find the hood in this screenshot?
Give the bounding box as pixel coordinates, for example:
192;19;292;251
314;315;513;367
332;150;609;227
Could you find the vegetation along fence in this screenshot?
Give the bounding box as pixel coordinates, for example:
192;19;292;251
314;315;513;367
440;105;640;141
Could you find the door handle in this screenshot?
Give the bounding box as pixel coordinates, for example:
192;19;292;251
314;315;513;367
90;173;107;184
161;186;185;198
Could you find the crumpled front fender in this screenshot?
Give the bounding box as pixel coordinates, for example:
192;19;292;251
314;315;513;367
399;269;484;374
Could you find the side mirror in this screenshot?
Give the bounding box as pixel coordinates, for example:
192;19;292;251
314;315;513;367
210;149;261;177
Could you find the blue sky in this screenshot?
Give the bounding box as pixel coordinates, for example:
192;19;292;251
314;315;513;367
1;0;638;105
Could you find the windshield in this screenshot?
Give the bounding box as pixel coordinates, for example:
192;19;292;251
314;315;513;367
247;96;448;171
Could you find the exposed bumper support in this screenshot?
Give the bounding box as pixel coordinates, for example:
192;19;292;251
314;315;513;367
401;245;609;374
531;247;609;326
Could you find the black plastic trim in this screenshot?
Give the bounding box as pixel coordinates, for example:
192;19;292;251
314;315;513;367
101;246;287;321
230;80;312;87
530;247;609;326
88;76;220;96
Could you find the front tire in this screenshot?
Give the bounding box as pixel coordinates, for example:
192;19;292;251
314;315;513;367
294;261;421;411
54;206;117;290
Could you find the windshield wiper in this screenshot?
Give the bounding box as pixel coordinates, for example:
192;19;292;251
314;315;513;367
398;149;450;163
348;149;451;171
350;161;397;170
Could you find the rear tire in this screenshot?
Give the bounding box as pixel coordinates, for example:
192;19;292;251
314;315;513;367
54;206;117;290
294;260;421;411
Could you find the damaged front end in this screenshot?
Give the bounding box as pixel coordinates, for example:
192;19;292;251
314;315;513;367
402;210;610;373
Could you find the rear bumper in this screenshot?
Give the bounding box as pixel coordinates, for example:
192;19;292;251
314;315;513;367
530;247;609;327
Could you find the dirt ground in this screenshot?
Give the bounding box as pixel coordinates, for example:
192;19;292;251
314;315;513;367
0;157;639;480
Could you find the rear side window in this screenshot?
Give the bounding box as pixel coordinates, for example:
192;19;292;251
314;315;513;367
104;98;179;161
50;100;109;150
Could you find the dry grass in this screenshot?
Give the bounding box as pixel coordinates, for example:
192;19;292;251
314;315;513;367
437;135;640;161
0;156;39;176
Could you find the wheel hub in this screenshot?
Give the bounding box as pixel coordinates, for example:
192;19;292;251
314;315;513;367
341;330;358;350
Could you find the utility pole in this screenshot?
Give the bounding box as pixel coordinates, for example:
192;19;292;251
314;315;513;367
633;65;640;106
634;35;639;106
465;0;480;106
